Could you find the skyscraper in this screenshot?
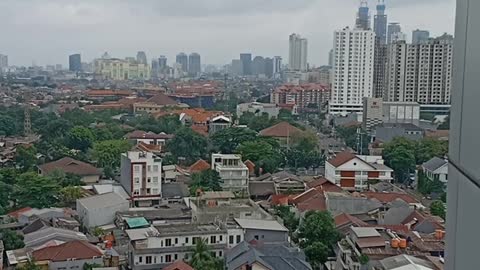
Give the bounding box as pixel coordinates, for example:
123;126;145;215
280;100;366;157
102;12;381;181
136;51;147;65
328;49;334;66
412;29;430;44
356;0;370;30
385;34;453;104
151;59;159;78
240;53;252;75
330;27;375;116
373;39;388;98
69;54;82;72
231;59;243;76
273;56;282;77
374;0;387;44
188;53;201;76
264;57;274;78
252;56;265;76
176;53;188;72
387;22;402;44
288;33;308;71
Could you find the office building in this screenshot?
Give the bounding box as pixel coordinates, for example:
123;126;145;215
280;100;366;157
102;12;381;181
0;54;7;70
151;59;159;78
158;55;167;73
211;154;249;193
240;53;252;75
176;52;188;72
412;29;430;44
446;1;480;269
387;22;402;44
136;51;147;65
252;56;265;76
68;54;82;72
385;34;453;105
231;59;243;76
355;0;370;30
373;38;388;98
330;27;375;116
264;57;274;78
374;0;388;44
273;56;282;75
120;151;162;207
362;97;421;131
288;33;308;71
94;58;151;80
188;52;201;76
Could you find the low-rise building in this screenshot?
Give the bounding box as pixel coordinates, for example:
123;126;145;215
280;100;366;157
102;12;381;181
23;227;88;248
38;157;102;184
126;130;174;147
236;102;280;118
211;154;249;193
422;157;448;184
133;94;184;115
259;121;303;146
18;207;71;225
120;151;163;207
77;192;129;228
325;151;393;191
234;218;289;243
374;123;425;143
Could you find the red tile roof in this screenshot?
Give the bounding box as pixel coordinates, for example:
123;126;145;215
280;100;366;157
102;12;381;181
307;177;344;192
334;213;368;227
327;151;357;167
32;240;103;262
126;130;174;140
292;188;320;204
296;193;326;212
8;207;32;219
270;194;297;206
163;260;194;270
244;160;255;174
259;122;302;138
361;192;419;204
147;93;179;106
189;159;210;173
38;157;101;176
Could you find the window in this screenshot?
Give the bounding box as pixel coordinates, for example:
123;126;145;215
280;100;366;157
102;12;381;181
165;255;171;263
133;189;139;195
134;177;140;184
165;238;171;246
152;188;158;194
153;176;159;183
153;165;159;172
219;235;223;242
138;256;143;263
146;188;151;194
229;235;234;244
175;238;178;244
147;165;151;172
219;251;223;257
236;235;241;243
134;165;141;173
174;254;178;260
335;170;341;175
146;256;152;264
193;237;200;244
211;235;216;243
185;237;189;244
254;235;259;240
380;171;386;176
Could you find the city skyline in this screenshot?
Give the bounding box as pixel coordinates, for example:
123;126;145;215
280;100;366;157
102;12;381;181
0;0;455;67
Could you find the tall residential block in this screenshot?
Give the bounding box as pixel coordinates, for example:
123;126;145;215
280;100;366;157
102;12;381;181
69;54;82;72
158;56;167;74
240;53;252;75
188;52;201;76
412;29;430;44
273;56;282;75
264;57;274;78
288;33;308;71
387;22;402;44
330;27;375;116
252;56;265;76
385;34;453;105
176;52;188;72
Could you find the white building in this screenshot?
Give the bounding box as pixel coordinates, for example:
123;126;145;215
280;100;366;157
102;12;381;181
76;192;129;228
236;102;280;118
325;151;393;191
120;151;163;207
330;27;375;116
288;33;308;71
386;35;453;105
211;154;249;193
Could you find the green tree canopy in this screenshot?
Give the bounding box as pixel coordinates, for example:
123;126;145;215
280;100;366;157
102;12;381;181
211;127;257;154
189;169;222;195
189;238;222;270
15;145;38;172
0;115;18;136
304;241;329;269
0;229;25;250
415;138;448;164
59;186;84;206
430;200;446;220
14;172;60;208
236;139;283;173
66;126;95;152
91;140;131;169
166;127;208;165
383;137;416;182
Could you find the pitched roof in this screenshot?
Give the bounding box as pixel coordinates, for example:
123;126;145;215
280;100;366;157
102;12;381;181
306;177;344;192
326;151;357;167
259;122;302;138
334;213;368;228
146;93;178;105
244;160;255;174
249;181;276;197
361;192;419;204
24;227;88;248
32;240;103;262
189;159;210;173
126;130;174;140
8;207;32;219
422;157;448;172
77;192;128;210
38;157;101;176
163;260;194;270
234;218;288;232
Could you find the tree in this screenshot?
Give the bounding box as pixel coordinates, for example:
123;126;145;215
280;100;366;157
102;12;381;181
274;206;299;233
0;115;18;136
189;238;222;270
383;137;416;182
211;127;257;153
91;140;131;168
0;229;25;250
15;145;38;172
359;254;370;265
66;126;95;152
92;227;105;237
415;138;448;164
166;128;207;165
83;263;103;270
14;172;60;208
236;139;283;173
48;169;83;187
60;186;83;206
0;167;17;185
189;169;222;195
430;200;446;220
40;118;72;140
304;241;329;269
239;112;278;132
0;181;13;214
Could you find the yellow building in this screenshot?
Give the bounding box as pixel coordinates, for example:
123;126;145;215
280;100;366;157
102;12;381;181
94;58;151;80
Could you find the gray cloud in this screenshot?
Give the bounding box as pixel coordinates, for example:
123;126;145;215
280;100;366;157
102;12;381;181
0;0;455;67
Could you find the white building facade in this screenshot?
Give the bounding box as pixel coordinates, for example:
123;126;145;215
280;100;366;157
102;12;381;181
288;33;308;71
211;154;249;193
120;151;162;207
330;27;375;116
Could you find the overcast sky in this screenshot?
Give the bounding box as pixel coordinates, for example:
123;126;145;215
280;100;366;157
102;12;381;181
0;0;455;67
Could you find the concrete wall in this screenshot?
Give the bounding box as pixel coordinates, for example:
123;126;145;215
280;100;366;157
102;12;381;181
49;257;103;270
120;154;132;195
81;175;100;184
77;200;129;228
243;229;288;243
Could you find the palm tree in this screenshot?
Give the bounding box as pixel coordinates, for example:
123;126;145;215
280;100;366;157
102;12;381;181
189;238;221;270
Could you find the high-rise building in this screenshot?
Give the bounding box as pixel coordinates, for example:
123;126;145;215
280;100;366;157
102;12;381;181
385;34;453;104
273;56;282;74
374;0;387;44
158;56;167;74
288;33;308;71
0;54;7;70
387;22;402;44
188;52;201;76
231;59;243;76
446;1;480;268
94;58;151;80
330;27;375;116
151;59;159;78
176;53;188;72
136;51;147;65
328;49;334;66
373;39;388;98
240;53;252;75
252;56;265;76
355;0;370;30
264;57;274;78
412;29;430;44
69;54;82;72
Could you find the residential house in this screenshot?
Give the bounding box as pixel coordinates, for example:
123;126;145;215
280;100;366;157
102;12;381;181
226;241;312;270
178;108;231;136
376;254;443;270
236;102;280;118
188;159;210;174
248;181;277;200
334;213;369;234
162;182;189;203
271;171;306;194
325;151;393;191
18;207;71;225
259;121;303;146
374;123;425;143
133;94;184;115
211;154;249;193
422;157;448;184
77;192;129;228
23;227;88;248
32;240;104;270
116;203;192;228
163;260;194;270
38;157;102;183
120;151;163;207
234;218;289;243
126;130;174;148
